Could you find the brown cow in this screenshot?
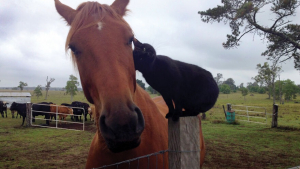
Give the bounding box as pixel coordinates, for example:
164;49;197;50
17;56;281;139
50;104;73;123
88;105;96;123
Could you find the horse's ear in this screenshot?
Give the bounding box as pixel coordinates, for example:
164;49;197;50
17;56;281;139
54;0;77;25
110;0;129;16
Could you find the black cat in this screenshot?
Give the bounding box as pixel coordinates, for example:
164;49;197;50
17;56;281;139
133;38;219;121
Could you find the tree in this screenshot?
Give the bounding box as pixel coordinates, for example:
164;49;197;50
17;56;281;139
223;78;236;91
258;87;266;94
282;79;300;100
219;84;231;94
65;75;79;102
199;0;300;71
136;79;146;90
240;87;249;101
18;81;28;91
45;76;55;100
252;62;282;101
247;82;259;93
33;85;43;99
147;86;158;95
239;83;244;89
274;79;299;102
214;73;223;86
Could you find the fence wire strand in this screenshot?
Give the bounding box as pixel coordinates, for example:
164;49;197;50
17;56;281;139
94;149;201;169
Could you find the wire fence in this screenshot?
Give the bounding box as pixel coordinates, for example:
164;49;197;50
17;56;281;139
94;149;201;169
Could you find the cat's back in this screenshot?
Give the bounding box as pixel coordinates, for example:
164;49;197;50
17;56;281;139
172;59;214;80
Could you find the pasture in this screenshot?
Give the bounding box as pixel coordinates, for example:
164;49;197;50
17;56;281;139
0;90;300;168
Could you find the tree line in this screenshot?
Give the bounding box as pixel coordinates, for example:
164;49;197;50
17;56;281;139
215;62;300;103
136;79;159;95
16;75;80;101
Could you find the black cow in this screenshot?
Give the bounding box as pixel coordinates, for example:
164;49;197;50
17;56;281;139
10;103;21;118
0;101;3;118
0;101;6;118
133;39;219;121
10;102;27;126
70;101;90;121
0;101;9;118
3;102;8;118
32;102;53;126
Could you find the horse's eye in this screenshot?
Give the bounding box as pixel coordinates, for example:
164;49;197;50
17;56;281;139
127;36;134;46
69;45;80;56
143;48;146;52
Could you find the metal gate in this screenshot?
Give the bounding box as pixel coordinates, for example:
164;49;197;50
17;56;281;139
31;103;85;131
231;105;268;124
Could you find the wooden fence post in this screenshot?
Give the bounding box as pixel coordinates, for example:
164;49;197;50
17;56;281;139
26;103;32;127
168;116;200;169
271;104;278;128
227;103;231;111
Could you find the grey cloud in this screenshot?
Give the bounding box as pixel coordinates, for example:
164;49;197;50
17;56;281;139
0;0;299;88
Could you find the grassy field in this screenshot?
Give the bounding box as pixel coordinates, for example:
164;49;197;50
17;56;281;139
0;90;300;168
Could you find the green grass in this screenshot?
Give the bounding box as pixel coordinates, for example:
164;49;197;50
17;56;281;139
0;116;95;169
1;90;300;168
206;92;300;127
202;121;300;168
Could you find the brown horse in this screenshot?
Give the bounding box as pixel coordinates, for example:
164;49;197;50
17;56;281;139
54;0;205;168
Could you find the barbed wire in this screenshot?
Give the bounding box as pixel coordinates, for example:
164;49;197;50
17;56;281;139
94;149;201;169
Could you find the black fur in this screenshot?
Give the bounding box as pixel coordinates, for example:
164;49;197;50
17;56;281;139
0;101;8;118
133;39;219;121
32;102;53;126
10;102;27;126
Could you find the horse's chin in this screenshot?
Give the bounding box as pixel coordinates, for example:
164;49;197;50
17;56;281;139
105;137;141;153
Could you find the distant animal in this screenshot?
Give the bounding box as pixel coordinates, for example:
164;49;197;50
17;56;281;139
49;104;73;123
10;103;22;119
88;105;96;122
60;103;73;120
71;101;89;121
11;110;17;118
133;39;219;121
0;101;9;118
32;102;53;126
10;102;27;126
54;0;205;168
0;101;4;118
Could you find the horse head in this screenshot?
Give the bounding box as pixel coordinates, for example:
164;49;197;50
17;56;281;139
54;0;145;153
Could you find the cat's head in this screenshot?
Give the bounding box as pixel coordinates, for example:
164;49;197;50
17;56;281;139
133;38;156;72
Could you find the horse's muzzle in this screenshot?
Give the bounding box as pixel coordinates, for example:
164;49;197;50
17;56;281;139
99;104;145;153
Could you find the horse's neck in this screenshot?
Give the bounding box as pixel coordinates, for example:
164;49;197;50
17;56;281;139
133;85;163;116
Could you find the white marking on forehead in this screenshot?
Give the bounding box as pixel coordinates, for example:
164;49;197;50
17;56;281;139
97;22;103;31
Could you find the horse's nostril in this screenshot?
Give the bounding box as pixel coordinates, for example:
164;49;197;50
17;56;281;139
99;104;145;142
100;115;116;139
135;107;145;133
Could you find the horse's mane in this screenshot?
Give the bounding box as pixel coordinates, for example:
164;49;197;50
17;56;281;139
65;2;127;66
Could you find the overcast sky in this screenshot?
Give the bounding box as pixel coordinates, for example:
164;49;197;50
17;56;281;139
0;0;299;88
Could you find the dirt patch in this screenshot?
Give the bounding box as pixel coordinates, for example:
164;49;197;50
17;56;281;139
203;139;299;169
